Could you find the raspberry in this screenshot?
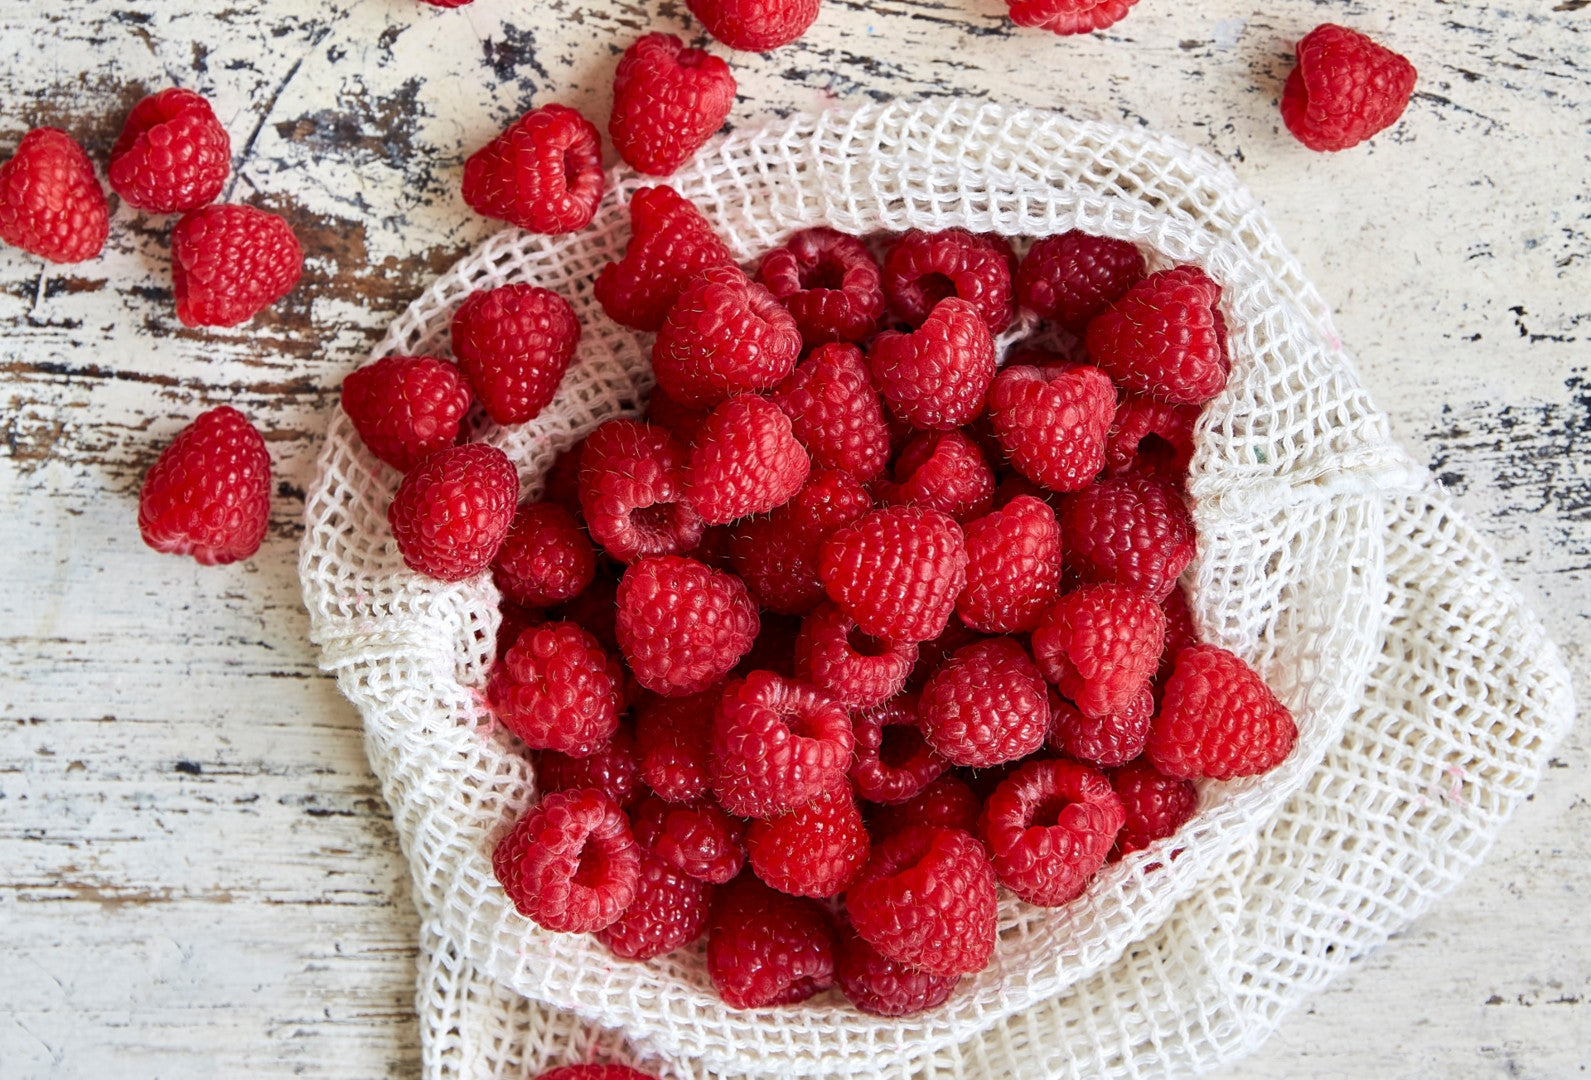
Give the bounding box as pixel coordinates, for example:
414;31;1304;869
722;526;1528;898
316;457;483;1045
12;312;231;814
1032;584;1166;719
1282;25;1418;153
708;873;836;1009
1085;266;1229;406
684;394;811;524
0;128;108;263
770;343;892;481
630;793;746;884
495;600;541;661
819;506;967;645
461;104;603;234
578;419;704;562
986;362;1116;494
1014;230;1145;329
492;787;639;933
1048;686;1153;769
491;502;596;609
849;693;948;805
552;564;620;653
906;618;986;691
793;602;918;710
1158;583;1197;682
644;386;710;444
977;758;1123;906
450;285;581;426
340;355;471;473
595;853;711;960
727;468;873;614
387;443;519;581
867;297;996;431
866;774;981;837
1105;394;1198;484
956;496;1063;634
535;1068;658;1080
835;921;960;1017
108;88;230;213
137;406;271;565
747;784;869;897
635;690;718;803
758;228;884;345
1007;0;1139;34
595;186;735;332
615;555;758;696
1147;644;1298;780
919;637;1049;768
875;430;995;525
846;826;996;977
1110;758;1198;857
687;0;821;51
652;266;802;408
711;670;853;817
537;725;643;808
881;229;1014;333
1059;476;1196;600
492;621;625;755
170;204;302;327
610;32;736;177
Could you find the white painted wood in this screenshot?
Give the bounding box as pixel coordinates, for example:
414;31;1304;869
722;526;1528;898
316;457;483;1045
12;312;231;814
0;1;1585;1077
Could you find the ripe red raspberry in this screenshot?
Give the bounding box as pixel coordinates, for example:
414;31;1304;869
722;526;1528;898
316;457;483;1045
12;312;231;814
1015;230;1145;330
450;285;580;426
867;298;996;431
866;774;981;838
138;405;271;565
552;563;620;653
687;0;821;51
758;227;884;345
1086;266;1229;406
919;637;1048;768
846;825;996;977
1048;686;1154;769
492;502;596;609
881;229;1014;333
170;203;302;326
711;671;853;817
770;343;892;481
595;853;710;960
535;1068;658;1080
493;787;639;933
876;430;995;523
977;758;1124;906
835;921;960;1017
496;600;541;661
491;621;625;755
708;873;836;1009
956;496;1063;635
1007;0;1139;35
849;693;948;805
1032;584;1166;719
615;555;758;696
987;362;1116;494
1282;25;1418;153
1148;644;1298;780
747;784;869;897
1060;476;1196;600
462;104;603;234
536;725;642;808
793;602;918;710
578;419;703;562
819;506;966;645
0;128;108;263
1110;758;1198;857
652;266;802;408
1105;394;1198;484
907;617;986;690
610;33;736;177
726;468;873;614
595;186;735;332
684;394;811;524
635;690;718;803
630;793;746;884
387;443;518;581
108;88;230;213
1158;583;1197;682
644;386;710;444
340;355;471;473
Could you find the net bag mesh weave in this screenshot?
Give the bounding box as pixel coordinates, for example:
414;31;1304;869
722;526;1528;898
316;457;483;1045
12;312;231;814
298;100;1575;1079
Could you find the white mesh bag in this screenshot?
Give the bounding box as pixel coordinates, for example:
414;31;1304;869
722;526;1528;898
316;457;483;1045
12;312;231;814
299;100;1575;1080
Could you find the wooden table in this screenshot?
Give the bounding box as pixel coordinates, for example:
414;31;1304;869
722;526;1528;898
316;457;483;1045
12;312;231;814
2;1;1586;1076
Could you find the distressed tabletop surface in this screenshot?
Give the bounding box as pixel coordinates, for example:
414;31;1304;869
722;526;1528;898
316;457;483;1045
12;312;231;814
1;1;1586;1077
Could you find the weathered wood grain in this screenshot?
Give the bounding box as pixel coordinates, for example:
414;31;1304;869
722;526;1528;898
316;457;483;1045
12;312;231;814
0;1;1586;1077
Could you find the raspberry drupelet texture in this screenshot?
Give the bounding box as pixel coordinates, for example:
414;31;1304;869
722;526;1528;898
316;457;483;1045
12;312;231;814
867;297;997;431
1032;583;1167;719
450;284;581;426
1048;686;1154;769
109;88;230;213
1059;475;1196;600
956;495;1064;634
170;203;302;327
1281;24;1418;153
1014;230;1146;330
615;555;759;697
711;670;853;817
726;468;874;615
849;693;949;805
387;443;519;581
577;419;704;562
461;103;604;234
846;825;997;977
881;228;1015;333
1086;266;1230;406
977;758;1124;906
866;774;982;838
595;852;711;960
835;921;960;1017
684;394;811;524
770;343;893;481
1007;0;1140;35
138;405;272;565
758;227;884;346
1105;394;1198;484
634;690;718;803
652;265;803;408
708;873;836;1009
747;783;870;897
0;128;108;264
629;793;747;884
687;0;822;52
491;621;625;756
987;361;1117;494
536;725;643;808
876;430;995;523
793;602;918;710
919;637;1049;768
1148;644;1298;780
609;32;737;177
492;501;597;609
493;787;640;933
820;505;967;645
595;186;736;331
1110;758;1199;857
340;355;472;473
